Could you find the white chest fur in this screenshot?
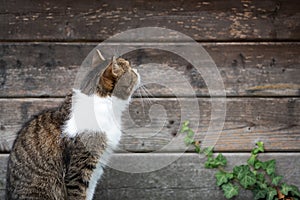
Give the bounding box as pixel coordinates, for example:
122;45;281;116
63;90;130;200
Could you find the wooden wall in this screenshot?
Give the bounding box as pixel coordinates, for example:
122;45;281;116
0;0;299;199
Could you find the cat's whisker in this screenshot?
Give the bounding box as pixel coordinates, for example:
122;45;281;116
142;85;154;98
139;87;149;104
141;86;153;104
144;93;152;105
113;46;121;58
138;87;146;117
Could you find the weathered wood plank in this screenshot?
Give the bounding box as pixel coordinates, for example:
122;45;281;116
0;43;90;97
1;0;300;41
0;153;299;199
0;98;299;153
0;43;299;97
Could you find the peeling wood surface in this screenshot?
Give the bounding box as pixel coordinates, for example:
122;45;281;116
0;153;299;199
0;98;299;153
0;0;299;198
1;0;300;41
0;43;299;97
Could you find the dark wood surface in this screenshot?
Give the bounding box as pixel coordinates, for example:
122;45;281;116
0;97;299;153
1;43;299;97
0;0;299;199
1;0;300;41
0;153;299;200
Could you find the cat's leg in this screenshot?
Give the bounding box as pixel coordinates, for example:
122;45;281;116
65;150;98;200
64;134;106;200
86;163;104;200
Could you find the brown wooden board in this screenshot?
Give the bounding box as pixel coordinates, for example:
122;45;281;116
0;153;299;199
0;43;299;97
0;98;299;153
1;0;300;41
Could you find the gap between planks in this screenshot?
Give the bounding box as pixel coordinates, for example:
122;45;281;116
0;41;300;45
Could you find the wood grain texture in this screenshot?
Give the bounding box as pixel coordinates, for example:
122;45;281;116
1;0;299;198
1;0;299;41
0;98;299;153
0;153;299;199
0;43;299;97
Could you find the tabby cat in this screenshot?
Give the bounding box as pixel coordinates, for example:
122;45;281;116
6;50;140;200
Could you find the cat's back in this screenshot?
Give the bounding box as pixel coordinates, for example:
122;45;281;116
6;107;67;200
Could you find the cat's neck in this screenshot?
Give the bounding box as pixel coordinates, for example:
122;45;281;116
62;89;130;138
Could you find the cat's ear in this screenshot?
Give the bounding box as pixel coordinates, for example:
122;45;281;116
92;49;105;68
111;56;123;77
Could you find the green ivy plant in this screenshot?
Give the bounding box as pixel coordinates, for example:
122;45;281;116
181;121;300;200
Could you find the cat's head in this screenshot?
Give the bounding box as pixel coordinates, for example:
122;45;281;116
80;50;140;100
98;56;140;99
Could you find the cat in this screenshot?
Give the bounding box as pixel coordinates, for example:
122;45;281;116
6;50;140;200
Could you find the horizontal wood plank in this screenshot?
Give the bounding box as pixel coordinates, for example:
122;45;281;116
0;43;299;97
0;153;299;199
0;98;299;153
1;0;300;41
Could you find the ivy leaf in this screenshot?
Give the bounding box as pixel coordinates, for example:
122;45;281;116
281;183;292;195
215;171;234;186
257;141;264;148
256;173;265;183
180;121;190;133
184;137;194;145
239;171;256;188
233;165;250;179
194;143;201;153
233;165;256;188
180;126;189;133
257;181;268;190
205;153;227;168
253;189;267;200
271;175;283;186
266;187;277;200
187;130;194;138
252;141;264;155
254;160;266;170
255;159;276;175
215;153;227;166
221;183;239;199
247;154;257;166
265;160;276;175
281;183;300;197
290;185;300;197
253;142;265;154
183;121;189;126
203;146;214;157
291;186;300;197
205;157;217;168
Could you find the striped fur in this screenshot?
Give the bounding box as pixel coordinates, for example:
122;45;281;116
6;57;139;200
